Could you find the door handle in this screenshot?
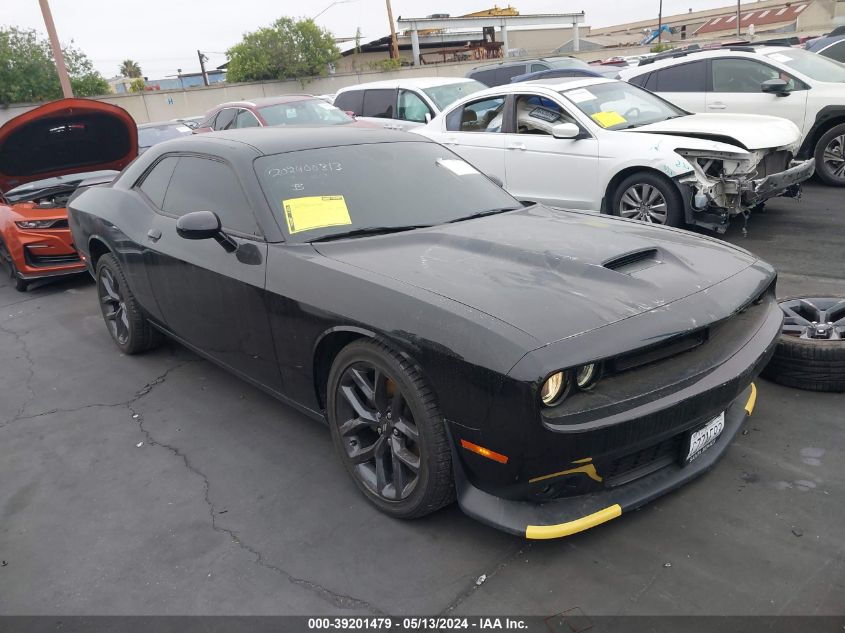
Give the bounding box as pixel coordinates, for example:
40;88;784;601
147;228;162;242
442;137;459;145
507;142;527;151
708;103;727;110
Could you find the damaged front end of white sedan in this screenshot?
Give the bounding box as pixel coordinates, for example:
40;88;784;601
634;115;815;233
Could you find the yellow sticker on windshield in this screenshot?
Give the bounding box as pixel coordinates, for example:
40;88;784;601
282;195;352;234
591;111;627;128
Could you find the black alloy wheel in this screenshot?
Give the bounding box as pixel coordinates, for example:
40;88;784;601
0;237;28;292
814;123;845;187
327;339;454;519
95;253;161;354
762;296;845;392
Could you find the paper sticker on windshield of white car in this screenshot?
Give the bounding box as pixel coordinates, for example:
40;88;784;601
436;158;479;177
282;195;352;234
565;88;597;104
768;53;793;63
591;111;627;128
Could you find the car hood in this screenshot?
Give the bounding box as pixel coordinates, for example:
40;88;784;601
315;206;757;345
0;98;137;193
629;113;800;150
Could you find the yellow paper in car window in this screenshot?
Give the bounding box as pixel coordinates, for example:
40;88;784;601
282;195;352;234
591;111;627;128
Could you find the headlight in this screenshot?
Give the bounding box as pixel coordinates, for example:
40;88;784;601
16;220;60;229
575;363;599;389
540;371;568;406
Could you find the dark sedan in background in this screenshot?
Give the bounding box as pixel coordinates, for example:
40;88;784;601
68;128;781;538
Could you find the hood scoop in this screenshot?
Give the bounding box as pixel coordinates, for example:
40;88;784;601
603;248;661;274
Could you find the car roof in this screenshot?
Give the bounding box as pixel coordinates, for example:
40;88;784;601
214;95;316;109
470;56;573;71
337;76;477;92
145;126;432;157
466;76;614;98
620;45;793;76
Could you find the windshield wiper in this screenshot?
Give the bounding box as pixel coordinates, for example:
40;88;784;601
445;206;523;224
308;225;431;242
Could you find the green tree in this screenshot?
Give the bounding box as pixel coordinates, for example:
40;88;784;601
120;59;142;78
0;26;109;104
225;17;340;83
129;78;145;92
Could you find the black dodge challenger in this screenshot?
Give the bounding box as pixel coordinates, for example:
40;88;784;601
68;128;781;539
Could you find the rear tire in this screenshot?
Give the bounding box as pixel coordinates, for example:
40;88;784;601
327;338;455;519
611;172;685;228
814;123;845;187
95;253;161;354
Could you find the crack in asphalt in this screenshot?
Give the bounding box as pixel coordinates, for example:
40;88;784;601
127;366;385;615
439;541;528;615
0;319;38;424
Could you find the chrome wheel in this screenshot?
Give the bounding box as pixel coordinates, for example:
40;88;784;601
780;297;845;341
618;183;669;224
334;362;421;501
822;134;845;182
98;266;130;345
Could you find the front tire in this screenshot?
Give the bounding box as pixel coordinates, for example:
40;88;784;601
814;123;845;187
611;172;685;227
0;236;28;292
95;253;161;354
327;339;455;519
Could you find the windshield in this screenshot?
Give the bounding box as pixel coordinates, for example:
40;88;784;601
137;124;190;149
258;100;353;126
422;80;486;111
762;48;845;82
561;81;686;130
255;141;519;243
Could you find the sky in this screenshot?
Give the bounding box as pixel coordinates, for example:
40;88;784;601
6;0;738;79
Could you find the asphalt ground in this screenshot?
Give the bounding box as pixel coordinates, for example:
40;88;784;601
0;183;842;619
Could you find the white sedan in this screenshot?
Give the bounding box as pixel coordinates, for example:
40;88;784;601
413;77;814;231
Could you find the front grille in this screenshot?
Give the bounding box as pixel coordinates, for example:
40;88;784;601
604;434;684;487
24;248;81;268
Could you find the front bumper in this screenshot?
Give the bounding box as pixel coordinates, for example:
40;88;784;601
746;158;815;205
453;384;757;539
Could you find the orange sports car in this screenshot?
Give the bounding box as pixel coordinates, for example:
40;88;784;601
0;98;136;291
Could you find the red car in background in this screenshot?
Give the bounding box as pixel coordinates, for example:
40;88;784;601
193;95;373;133
0;98;137;291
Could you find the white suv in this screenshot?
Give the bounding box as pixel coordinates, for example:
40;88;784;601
619;46;845;186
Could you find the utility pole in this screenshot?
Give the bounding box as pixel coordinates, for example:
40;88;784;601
385;0;400;60
657;0;663;43
736;0;741;37
197;50;209;86
38;0;73;98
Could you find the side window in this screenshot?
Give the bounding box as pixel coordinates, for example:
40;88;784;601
333;90;364;115
361;89;396;118
530;63;548;73
213;108;237;131
445;96;507;132
137;156;179;208
711;58;794;93
470;68;499;86
397;90;432;123
235;109;260;128
162;157;261;237
653;60;707;92
514;95;577;135
628;73;650;88
823;41;845;63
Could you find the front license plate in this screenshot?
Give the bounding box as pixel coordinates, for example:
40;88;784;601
685;412;725;464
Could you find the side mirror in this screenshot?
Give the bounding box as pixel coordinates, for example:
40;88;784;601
344;110;356;118
424;112;432;124
761;78;790;96
176;211;237;252
551;122;581;139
